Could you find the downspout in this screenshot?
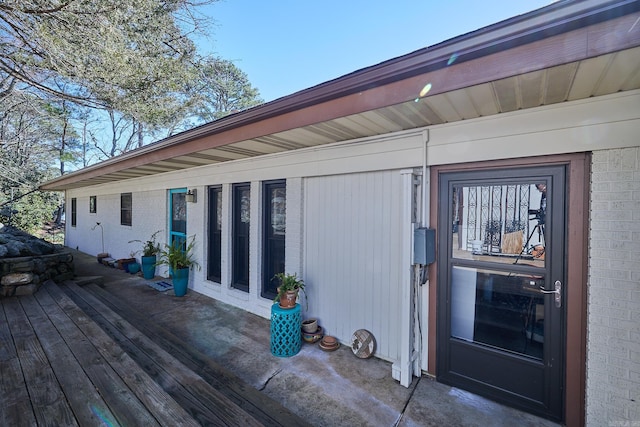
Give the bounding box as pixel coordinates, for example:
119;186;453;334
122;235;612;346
397;169;416;387
396;129;430;387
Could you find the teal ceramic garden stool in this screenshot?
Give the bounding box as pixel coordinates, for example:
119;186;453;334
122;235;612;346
270;303;301;357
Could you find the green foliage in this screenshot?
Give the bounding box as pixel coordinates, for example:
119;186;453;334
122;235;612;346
273;272;306;303
0;0;264;183
128;230;162;257
0;191;61;234
156;236;201;271
191;57;263;122
0;0;265;238
0;0;211;115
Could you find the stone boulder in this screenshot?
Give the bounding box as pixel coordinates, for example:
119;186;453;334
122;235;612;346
0;225;70;297
0;226;55;258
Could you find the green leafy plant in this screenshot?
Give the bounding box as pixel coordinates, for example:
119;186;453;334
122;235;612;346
273;272;306;303
128;230;162;257
156;236;200;271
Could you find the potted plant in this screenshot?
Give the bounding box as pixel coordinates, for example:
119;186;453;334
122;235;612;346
129;230;161;279
273;272;305;309
156;236;200;297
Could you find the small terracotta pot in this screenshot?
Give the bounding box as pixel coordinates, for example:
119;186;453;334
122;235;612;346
278;288;299;309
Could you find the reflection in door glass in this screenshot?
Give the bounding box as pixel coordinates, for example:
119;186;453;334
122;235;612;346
451;266;545;359
172;193;187;234
451;182;547;267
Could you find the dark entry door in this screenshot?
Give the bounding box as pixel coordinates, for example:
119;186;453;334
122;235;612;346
437;165;565;421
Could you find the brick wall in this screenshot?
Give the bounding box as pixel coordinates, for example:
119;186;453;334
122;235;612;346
586;147;640;425
66;190;167;261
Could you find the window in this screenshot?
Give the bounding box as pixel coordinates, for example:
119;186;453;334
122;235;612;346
121;193;132;226
208;186;222;282
262;180;286;299
232;184;250;292
89;196;97;213
71;198;77;227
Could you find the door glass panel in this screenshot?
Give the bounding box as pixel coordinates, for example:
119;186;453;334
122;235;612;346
270;188;286;235
232;184;250;291
451;266;545;359
172;192;187;234
208;186;222;282
262;182;286;299
451;182;547;268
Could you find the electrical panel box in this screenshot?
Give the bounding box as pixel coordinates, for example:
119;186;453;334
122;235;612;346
413;228;435;265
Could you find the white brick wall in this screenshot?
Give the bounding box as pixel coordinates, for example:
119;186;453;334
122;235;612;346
66;190;167;259
586;147;640;426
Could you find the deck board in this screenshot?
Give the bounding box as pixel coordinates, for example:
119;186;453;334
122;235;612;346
3;296;78;427
62;281;264;427
0;357;38;427
0;299;17;361
34;284;164;427
77;281;310;427
1;277;307;426
17;294;118;426
41;283;200;427
0;300;37;426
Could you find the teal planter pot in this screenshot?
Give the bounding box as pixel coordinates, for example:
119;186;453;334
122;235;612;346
172;268;189;297
141;256;156;279
127;262;140;274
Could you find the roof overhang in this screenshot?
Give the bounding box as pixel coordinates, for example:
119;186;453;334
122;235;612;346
40;0;640;191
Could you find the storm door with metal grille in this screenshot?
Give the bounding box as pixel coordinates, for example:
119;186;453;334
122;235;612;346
437;165;566;422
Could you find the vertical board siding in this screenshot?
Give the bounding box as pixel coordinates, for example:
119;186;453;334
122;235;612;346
304;170;404;362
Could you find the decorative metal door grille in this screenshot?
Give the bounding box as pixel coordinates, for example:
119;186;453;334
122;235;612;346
463;184;532;253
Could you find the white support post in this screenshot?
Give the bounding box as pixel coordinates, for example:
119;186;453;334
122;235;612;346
396;169;416;387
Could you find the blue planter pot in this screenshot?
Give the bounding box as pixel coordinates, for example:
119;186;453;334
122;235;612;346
141;256;156;279
172;268;189;297
128;262;140;274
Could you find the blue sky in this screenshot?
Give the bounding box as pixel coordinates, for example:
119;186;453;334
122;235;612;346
196;1;554;102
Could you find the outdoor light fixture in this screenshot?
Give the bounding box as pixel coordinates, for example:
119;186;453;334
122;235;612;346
185;189;197;203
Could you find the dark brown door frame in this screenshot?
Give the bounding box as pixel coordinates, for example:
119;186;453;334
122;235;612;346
428;153;589;426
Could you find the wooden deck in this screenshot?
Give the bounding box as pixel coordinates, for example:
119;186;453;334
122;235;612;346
0;280;307;426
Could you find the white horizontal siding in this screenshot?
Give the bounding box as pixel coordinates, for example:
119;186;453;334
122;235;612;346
303;170;405;362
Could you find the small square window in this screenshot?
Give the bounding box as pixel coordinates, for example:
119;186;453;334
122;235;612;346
121;193;132;226
89;196;97;213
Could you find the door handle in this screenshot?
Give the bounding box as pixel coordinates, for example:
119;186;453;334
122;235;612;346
539;280;562;308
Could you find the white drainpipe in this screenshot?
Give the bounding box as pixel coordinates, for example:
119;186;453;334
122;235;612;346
395;128;430;387
396;168;416;387
418;129;430;374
